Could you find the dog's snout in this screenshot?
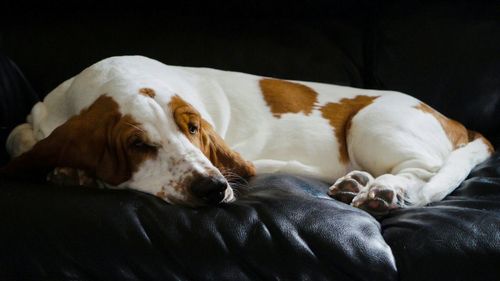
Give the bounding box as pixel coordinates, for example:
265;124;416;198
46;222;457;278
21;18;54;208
190;176;228;205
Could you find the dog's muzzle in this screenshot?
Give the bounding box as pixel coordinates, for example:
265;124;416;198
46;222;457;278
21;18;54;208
190;175;230;205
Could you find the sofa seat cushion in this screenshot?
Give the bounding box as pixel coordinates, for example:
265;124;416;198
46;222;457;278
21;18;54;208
0;174;397;281
383;152;500;281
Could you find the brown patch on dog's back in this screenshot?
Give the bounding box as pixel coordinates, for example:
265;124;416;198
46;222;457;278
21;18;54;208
320;95;379;164
259;78;318;118
139;87;156;98
414;103;469;149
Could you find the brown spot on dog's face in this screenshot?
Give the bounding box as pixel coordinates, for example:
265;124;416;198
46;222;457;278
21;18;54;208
414;103;469;149
259;78;318;118
139;87;156;98
2;95;159;185
169;95;255;179
320;95;379;164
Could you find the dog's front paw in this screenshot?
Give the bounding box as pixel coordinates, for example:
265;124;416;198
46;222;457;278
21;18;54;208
328;171;374;204
47;167;97;187
351;183;403;216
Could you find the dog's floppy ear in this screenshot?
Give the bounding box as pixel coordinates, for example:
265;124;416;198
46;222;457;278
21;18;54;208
0;115;97;180
199;119;256;179
0;95;122;181
169;94;256;179
0;136;57;179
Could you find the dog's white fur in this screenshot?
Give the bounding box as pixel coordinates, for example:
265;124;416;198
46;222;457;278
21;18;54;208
5;56;493;212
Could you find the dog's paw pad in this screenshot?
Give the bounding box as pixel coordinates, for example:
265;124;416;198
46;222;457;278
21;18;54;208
328;171;374;204
350;172;372;186
352;186;397;215
329;179;361;203
47;167;96;187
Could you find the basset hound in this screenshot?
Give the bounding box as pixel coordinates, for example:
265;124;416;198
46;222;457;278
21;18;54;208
2;56;494;214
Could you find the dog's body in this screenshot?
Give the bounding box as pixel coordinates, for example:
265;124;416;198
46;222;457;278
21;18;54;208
3;56;493;214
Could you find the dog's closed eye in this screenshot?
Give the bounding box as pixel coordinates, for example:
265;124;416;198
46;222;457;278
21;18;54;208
129;135;160;152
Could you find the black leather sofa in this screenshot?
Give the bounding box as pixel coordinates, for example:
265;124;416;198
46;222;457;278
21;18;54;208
1;1;499;280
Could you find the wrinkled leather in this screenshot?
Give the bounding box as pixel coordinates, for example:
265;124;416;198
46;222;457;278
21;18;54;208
0;175;397;281
383;154;500;281
0;155;499;280
1;1;500;280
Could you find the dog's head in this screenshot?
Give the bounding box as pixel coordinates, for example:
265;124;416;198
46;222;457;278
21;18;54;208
2;92;255;207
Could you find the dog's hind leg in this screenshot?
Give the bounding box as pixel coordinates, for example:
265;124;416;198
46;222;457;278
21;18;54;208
339;94;492;215
350;137;492;215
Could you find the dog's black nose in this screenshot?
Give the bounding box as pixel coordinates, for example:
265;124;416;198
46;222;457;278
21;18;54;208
190;176;227;205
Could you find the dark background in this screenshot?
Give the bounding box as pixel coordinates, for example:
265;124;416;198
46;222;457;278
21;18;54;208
1;0;499;145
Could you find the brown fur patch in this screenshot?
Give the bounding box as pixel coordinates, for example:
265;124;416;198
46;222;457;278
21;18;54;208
320;95;379;164
2;95;158;185
483;138;495;154
172;174;194;193
156;190;167;198
259;78;318;118
168;95;256;179
468;130;495;154
414;103;469;149
139;87;156;98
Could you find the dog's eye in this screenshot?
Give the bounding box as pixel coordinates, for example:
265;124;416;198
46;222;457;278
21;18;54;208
188;123;199;134
130;137;158;151
133;139;147;148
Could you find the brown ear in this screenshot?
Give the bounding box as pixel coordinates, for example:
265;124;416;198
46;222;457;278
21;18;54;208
169;94;255;179
1;119;91;180
1;95;121;181
1;137;55;179
200;119;256;179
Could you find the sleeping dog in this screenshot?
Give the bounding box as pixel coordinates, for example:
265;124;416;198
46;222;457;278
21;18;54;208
2;56;493;214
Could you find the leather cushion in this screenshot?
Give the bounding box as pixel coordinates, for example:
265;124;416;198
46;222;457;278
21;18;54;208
2;153;499;281
383;152;500;281
0;175;397;281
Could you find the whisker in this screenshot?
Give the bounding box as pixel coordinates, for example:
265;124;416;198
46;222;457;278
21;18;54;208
125;122;145;133
221;170;249;186
232;187;243;198
227;181;247;189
